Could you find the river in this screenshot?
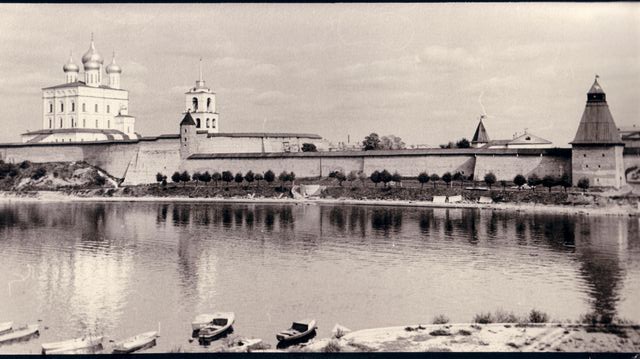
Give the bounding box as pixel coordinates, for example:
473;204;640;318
0;201;638;353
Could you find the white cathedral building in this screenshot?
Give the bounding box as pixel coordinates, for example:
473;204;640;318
22;36;139;143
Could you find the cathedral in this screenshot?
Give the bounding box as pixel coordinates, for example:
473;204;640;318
21;35;138;143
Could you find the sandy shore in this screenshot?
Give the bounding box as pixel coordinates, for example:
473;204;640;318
301;323;640;352
0;191;637;217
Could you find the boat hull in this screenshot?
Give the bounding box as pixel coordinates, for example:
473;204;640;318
112;331;158;354
0;322;13;335
42;336;103;355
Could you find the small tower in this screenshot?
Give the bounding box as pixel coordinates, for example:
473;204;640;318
63;52;79;84
105;51;122;89
471;115;490;148
82;34;104;87
180;111;197;159
570;76;626;188
184;58;219;133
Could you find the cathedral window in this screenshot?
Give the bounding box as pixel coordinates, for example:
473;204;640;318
192;97;198;112
71;117;74;127
83;103;86;112
83;119;86;128
49;103;53;113
107;120;110;128
96;119;99;127
49;118;52;128
196;118;201;128
95;104;98;113
71;102;75;112
60;102;64;112
59;118;63;128
107;105;110;113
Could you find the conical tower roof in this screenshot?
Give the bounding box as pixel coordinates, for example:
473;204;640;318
180;112;196;126
571;76;623;146
471;115;490;144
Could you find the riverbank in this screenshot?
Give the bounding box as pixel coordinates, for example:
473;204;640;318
0;190;637;217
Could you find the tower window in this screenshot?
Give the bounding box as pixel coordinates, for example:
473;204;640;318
206;118;210;128
212;119;216;128
192;97;198;112
207;98;211;111
196;118;201;128
583;154;586;157
586;165;589;168
71;117;74;127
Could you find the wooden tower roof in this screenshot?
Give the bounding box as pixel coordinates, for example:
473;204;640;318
571;77;624;146
471;115;490;144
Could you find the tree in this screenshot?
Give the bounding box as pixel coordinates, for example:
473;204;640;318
334;171;347;186
380;169;392;187
244;170;255;186
577;177;590;193
370;170;381;187
180;171;190;186
264;170;275;186
542;175;556;193
234;172;244;187
289;172;296;183
391;171;402;184
453;172;464;188
430;173;440;189
513;174;526;190
442;172;453;188
358;170;368;187
255;173;264;187
527;173;541;192
156;172;165;186
222;171;234;188
301;143;317;152
212;171;221;187
380;135;406;150
171;171;181;184
192;171;201;186
456;138;471;149
278;171;289;189
362;133;382;151
347;170;358;187
418;171;430;189
484;172;497;190
559;173;571;193
500;180;508;191
200;171;212;185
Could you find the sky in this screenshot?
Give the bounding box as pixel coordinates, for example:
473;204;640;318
0;3;638;147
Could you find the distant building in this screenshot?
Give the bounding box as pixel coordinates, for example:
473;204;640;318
184;60;219;134
22;35;138;143
470;116;553;149
570;76;626;188
619;124;640;148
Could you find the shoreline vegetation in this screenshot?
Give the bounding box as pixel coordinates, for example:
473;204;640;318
0;161;638;216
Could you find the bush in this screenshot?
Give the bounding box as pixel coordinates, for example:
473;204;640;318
429;329;452;336
473;312;494;324
180;171;190;185
200;171;212;185
528;309;549;323
244;170;255;185
254;173;263;186
212;171;221;186
222;171;234;187
347;170;358;186
156;172;166;184
432;314;449;324
391;171;402;184
577;177;589;192
31;167;47;180
484;172;497;189
494;309;519;323
559;173;571;192
301;143;317;152
322;340;341;353
380;169;392;187
19;161;31;169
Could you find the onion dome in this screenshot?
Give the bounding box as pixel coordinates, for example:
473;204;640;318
81;34;104;65
84;60;100;71
63;53;79;73
105;52;122;74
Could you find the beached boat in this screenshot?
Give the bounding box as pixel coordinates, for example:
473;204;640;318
0;322;13;335
226;338;263;352
192;314;216;332
0;325;39;345
276;319;317;343
112;331;158;354
198;312;235;341
42;335;103;355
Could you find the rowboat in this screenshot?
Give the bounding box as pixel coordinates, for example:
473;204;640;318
276;319;317;343
192;314;216;332
42;335;103;355
0;325;39;345
0;322;12;335
112;331;158;354
198;312;235;341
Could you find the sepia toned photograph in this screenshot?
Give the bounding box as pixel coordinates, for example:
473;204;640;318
0;2;639;355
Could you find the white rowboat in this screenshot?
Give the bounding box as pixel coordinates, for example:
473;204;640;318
42;335;103;355
112;331;158;354
276;319;317;343
0;325;39;345
198;312;235;341
0;322;13;335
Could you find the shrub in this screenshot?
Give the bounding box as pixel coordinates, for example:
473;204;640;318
301;143;317;152
31;167;47;180
322;340;341;353
513;174;526;189
156;172;165;184
432;314;449;324
429;329;452;336
473;312;494;324
418;171;430;189
264;170;275;185
559;173;571;192
484;172;497;189
289;171;296;183
347;170;358;187
577;177;589;192
528;309;549;323
442;172;452;188
500;180;507;191
370;170;381;187
430;173;440;188
278;171;289;187
358;170;368;187
192;171;201;185
494;309;519;323
8;168;19;177
171;171;181;184
453;172;464;188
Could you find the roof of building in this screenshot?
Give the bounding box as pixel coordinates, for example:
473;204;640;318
205;132;322;139
571;78;623;145
22;128;127;136
508;132;552;145
471;116;490;143
180;112;196;126
42;81;126;91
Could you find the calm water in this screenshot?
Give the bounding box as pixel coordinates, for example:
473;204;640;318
0;202;639;353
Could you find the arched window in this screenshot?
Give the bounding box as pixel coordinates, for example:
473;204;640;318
60;102;64;112
83;119;86;128
82;103;86;112
206;118;210;128
195;118;201;128
59;118;63;128
96;119;99;128
192;97;198;111
212;119;216;128
107;120;110;128
95;104;98;113
49;118;52;128
49;103;53;113
71;102;75;112
71;117;74;127
207;98;212;111
107;105;110;113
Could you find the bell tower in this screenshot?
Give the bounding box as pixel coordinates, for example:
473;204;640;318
184;59;219;134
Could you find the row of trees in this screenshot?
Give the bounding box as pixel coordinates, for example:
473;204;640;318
156;170;297;189
362;133;406;151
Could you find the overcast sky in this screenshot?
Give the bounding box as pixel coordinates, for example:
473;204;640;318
0;3;638;146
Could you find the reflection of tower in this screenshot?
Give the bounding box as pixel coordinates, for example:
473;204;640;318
184;59;219;133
